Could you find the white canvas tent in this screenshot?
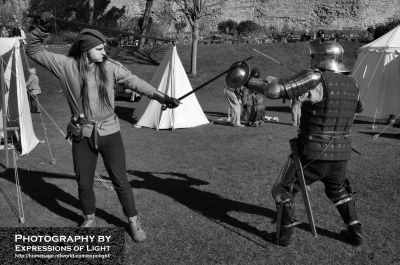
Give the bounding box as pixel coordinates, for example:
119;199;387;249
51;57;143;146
0;38;40;155
351;25;400;124
134;46;209;130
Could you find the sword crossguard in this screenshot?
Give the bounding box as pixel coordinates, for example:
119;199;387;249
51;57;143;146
161;100;182;111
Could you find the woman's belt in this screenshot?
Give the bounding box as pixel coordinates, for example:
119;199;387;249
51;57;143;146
89;113;116;149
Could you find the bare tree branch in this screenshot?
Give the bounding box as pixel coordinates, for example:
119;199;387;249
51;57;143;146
173;0;227;75
206;0;229;8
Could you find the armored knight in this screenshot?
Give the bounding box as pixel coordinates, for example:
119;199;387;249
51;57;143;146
226;39;365;246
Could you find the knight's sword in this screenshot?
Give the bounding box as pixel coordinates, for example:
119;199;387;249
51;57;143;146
252;48;297;73
161;56;254;110
178;56;254;101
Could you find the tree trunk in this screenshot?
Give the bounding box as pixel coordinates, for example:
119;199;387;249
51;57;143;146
138;0;153;51
190;20;200;75
88;0;94;25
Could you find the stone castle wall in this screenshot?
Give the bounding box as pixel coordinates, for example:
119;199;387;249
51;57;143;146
107;0;400;32
28;0;400;32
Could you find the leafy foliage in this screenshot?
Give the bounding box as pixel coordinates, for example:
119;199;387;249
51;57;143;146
0;3;19;28
237;20;259;35
147;22;167;38
174;21;187;34
217;19;238;35
138;16;154;33
373;18;400;39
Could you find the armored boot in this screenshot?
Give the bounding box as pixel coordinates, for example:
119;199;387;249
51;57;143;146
268;168;300;247
335;199;364;246
80;213;96;228
332;182;364;246
346;222;364;246
270;201;297;247
128;216;146;243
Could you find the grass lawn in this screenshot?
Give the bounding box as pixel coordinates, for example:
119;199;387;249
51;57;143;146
1;41;400;264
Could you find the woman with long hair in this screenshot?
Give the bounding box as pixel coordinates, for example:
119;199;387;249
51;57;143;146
27;12;179;243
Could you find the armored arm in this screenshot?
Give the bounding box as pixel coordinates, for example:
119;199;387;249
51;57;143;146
246;69;322;99
282;69;322;99
246;78;286;99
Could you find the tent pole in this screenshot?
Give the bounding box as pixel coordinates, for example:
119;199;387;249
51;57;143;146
1;55;9;168
372;108;378;129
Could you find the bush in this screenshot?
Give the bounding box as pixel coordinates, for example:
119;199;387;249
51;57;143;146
237;20;259;35
43;35;64;46
358;33;374;43
42;31;79;46
281;23;290;33
60;31;79;44
138;16;154;33
199;19;212;36
174;21;187;34
147;22;167;38
0;5;18;30
217;19;238;35
373;19;400;39
268;25;278;34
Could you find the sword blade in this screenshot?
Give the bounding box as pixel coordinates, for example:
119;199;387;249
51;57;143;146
177;56;254;101
252;48;297;73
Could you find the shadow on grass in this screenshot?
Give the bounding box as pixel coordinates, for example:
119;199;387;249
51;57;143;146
263;121;293;126
209;121;235;127
204;111;227;118
358;131;400;140
265;106;291;114
126;46;170;66
353;120;376;125
1;169;128;231
0;168;352;245
211;120;294;127
127;170;269;245
127;170;349;245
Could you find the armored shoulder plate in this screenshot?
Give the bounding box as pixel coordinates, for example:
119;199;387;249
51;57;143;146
283;69;322;99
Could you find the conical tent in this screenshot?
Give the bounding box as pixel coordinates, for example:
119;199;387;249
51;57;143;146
351;25;400;123
0;38;40;155
134;46;209;130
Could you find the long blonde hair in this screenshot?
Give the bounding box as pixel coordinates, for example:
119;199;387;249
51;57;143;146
77;52;112;116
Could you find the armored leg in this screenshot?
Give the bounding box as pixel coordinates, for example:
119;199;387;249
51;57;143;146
328;179;364;246
272;192;299;246
270;157;300;246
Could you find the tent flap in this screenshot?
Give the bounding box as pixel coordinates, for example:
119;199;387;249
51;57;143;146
351;26;400;123
0;38;40;154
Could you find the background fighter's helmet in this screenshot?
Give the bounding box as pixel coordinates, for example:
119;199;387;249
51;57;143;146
309;39;351;73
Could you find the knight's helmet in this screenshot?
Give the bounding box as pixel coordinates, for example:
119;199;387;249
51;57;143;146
309;38;351;73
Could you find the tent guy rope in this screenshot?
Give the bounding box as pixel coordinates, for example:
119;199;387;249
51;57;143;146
373;113;400;140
